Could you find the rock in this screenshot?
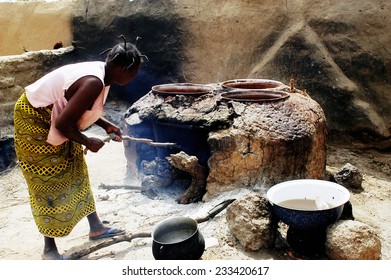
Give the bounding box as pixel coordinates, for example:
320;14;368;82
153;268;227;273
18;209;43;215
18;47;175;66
140;157;175;190
226;192;274;251
334;163;363;190
325;220;381;260
166;151;207;204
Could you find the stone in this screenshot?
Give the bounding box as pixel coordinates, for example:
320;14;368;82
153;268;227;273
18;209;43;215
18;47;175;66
140;157;175;190
226;192;274;251
334;163;363;190
325;220;381;260
166;151;207;204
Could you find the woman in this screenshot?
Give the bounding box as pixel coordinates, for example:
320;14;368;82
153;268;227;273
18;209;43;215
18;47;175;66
13;36;144;260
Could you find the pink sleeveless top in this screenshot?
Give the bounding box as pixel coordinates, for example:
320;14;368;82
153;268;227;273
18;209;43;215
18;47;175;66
25;61;110;146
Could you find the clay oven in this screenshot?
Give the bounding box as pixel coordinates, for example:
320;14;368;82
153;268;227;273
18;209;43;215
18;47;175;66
122;79;327;202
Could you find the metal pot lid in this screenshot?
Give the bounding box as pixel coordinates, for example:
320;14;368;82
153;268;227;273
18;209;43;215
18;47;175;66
151;83;214;96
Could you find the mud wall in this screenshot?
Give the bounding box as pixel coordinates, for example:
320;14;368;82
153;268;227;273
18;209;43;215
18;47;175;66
0;0;390;147
0;1;73;56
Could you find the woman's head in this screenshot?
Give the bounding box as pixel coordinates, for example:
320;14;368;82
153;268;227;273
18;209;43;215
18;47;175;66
102;35;146;85
103;35;144;70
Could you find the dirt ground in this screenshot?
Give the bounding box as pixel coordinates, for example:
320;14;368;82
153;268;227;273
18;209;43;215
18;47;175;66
0;101;390;261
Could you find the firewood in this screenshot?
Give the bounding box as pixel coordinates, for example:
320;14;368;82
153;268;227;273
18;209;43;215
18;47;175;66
98;183;142;191
84;134;179;154
67;232;151;260
166;151;207;204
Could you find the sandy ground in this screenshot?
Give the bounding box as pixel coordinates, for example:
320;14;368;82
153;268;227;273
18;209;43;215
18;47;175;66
0;102;390;260
0;127;262;260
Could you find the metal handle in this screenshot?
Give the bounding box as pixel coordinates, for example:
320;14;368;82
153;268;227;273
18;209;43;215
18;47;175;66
207;199;236;219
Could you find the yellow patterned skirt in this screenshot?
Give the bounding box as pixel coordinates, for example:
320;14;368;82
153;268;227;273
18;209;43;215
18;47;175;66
14;93;96;237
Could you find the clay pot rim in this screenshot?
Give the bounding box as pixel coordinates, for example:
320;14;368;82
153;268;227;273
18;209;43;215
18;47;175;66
220;78;286;90
151;83;214;96
221;89;290;102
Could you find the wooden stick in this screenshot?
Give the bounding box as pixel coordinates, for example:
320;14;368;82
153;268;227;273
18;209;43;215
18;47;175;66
84;134;179;154
67;232;151;260
98;183;142;191
122;135;178;148
122;135;154;143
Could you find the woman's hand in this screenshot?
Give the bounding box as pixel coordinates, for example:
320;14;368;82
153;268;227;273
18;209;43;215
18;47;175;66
105;124;122;142
95;117;123;142
85;137;105;153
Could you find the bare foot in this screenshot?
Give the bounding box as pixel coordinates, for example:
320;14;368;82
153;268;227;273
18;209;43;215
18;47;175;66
42;250;66;260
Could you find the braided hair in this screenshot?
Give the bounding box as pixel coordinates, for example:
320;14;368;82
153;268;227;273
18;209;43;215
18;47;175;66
100;35;146;70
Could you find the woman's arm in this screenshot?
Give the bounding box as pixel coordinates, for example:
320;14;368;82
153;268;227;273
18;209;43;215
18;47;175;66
55;76;106;152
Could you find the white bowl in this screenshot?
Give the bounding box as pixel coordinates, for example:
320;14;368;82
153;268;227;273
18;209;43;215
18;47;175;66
266;179;350;230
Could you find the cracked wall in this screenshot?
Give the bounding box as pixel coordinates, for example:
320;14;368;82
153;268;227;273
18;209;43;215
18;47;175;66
0;0;390;145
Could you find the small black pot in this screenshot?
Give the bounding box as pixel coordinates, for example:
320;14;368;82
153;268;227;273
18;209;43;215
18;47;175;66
152;216;205;260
